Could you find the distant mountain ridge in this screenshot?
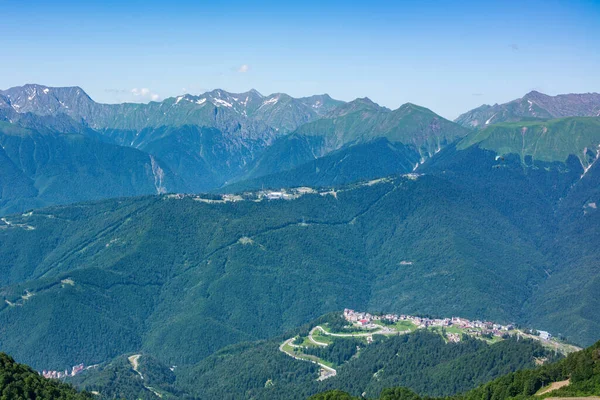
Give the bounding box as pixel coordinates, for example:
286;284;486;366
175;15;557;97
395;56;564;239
295;100;468;158
0;84;473;212
0;84;342;134
2;84;600;215
235;99;469;185
455;91;600;128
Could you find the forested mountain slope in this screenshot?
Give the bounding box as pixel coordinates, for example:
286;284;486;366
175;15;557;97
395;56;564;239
69;327;559;400
240;100;469;182
219;138;421;192
422;117;600;345
311;338;600;400
0;353;92;399
0;120;184;215
0;157;597;374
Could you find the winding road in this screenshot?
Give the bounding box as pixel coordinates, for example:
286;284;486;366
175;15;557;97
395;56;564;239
279;322;412;381
128;354;163;398
308;327;329;346
279;339;337;380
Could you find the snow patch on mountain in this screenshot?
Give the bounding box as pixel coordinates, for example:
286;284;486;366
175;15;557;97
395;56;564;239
261;97;279;107
213;98;233;108
485;113;497;125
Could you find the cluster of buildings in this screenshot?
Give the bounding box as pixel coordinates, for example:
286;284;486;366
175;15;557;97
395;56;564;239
261;191;295;200
447;333;461;343
344;309;460;331
42;363;85;379
343;309;385;330
342;309;552;342
167;187;320;203
447;317;516;338
257;187;319;200
168;178;404;206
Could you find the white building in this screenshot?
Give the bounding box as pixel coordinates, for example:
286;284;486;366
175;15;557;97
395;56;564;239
538;330;552;340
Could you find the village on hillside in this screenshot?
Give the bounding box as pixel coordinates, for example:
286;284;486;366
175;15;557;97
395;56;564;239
165;176;421;204
167;186;338;204
343;309;555;344
42;363;86;379
279;308;580;382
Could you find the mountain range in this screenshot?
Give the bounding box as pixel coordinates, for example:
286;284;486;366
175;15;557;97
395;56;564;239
0;84;472;214
0;84;599;399
4;84;598;216
455;90;600;128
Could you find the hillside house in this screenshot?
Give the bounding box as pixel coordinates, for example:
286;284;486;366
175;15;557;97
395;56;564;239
539;330;552;340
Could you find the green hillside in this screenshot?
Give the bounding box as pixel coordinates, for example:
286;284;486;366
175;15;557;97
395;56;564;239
0;121;185;215
241;100;469;182
458;117;600;167
311;339;600;400
0;157;597;373
69;354;183;400
221;138;420;192
295;101;469;155
67;323;561;400
0;353;92;399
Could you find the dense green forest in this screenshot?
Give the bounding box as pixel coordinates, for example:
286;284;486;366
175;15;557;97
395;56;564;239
0;88;599;399
71;324;560;399
0;115;598;399
1;335;596;400
0;120;186;215
0;353;91;399
310;339;600;400
69;355;184;400
0;140;599;373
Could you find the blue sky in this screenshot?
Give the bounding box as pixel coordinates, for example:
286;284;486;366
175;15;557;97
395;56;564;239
1;0;599;119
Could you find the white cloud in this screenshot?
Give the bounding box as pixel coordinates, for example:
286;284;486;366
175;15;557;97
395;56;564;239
131;87;161;102
237;64;250;73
